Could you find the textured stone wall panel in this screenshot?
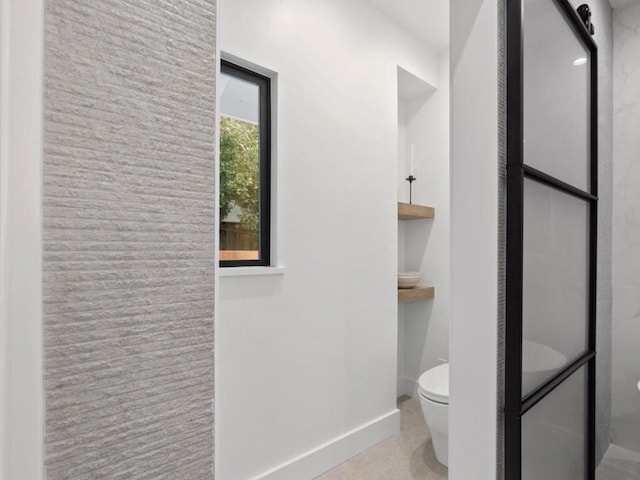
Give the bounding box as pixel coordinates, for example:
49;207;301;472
43;0;216;478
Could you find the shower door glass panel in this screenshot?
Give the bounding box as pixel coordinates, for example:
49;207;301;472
505;0;597;478
522;179;589;396
522;367;587;479
523;0;591;191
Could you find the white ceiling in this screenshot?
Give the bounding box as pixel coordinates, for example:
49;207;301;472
610;0;638;9
365;0;449;52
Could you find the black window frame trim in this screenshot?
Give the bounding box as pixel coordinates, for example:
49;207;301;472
219;59;272;268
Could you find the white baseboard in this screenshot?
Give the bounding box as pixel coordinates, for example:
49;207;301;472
250;409;401;480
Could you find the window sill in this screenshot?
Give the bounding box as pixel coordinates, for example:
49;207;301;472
219;266;285;277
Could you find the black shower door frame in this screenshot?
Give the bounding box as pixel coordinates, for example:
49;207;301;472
504;0;598;478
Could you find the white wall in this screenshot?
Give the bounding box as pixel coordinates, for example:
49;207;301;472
397;50;451;397
449;1;499;478
217;1;441;478
612;1;640;455
0;0;44;478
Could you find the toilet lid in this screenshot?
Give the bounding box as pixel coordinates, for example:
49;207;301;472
418;363;449;404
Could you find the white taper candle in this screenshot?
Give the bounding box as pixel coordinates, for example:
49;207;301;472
410;144;415;176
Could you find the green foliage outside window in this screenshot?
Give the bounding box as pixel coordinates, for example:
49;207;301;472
219;116;260;237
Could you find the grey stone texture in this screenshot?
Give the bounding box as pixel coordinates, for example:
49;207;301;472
43;0;217;478
497;0;506;477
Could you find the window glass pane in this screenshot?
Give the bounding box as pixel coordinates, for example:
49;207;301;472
522;178;589;396
219;72;261;262
523;0;590;190
522;367;586;479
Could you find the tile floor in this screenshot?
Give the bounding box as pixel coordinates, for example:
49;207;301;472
597;444;640;480
315;408;640;480
316;396;447;480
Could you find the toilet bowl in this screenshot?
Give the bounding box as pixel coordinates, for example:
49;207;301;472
418;363;449;467
522;340;567;395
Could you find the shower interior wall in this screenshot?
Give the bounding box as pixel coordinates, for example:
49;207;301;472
612;0;640;456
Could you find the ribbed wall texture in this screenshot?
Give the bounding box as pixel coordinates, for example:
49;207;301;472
42;0;217;478
497;1;506;478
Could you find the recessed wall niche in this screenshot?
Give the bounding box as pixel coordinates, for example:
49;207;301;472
396;62;450;399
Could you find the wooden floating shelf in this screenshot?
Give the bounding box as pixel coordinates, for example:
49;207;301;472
398;286;435;304
398;202;435;220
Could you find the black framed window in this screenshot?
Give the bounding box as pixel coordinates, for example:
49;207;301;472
219;60;271;267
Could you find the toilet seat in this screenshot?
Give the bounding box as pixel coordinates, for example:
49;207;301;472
418;363;449;404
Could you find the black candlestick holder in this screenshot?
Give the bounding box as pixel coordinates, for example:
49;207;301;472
405;175;416;204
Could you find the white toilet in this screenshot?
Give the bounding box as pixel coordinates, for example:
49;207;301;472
417;363;449;467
